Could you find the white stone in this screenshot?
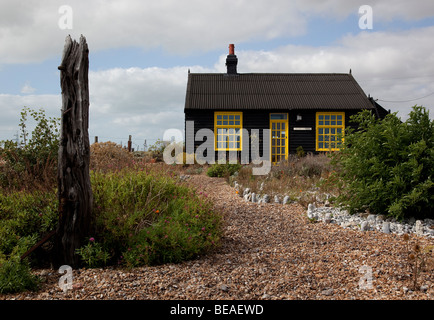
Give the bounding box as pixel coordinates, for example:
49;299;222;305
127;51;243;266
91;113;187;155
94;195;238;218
323;212;332;224
274;195;280;203
262;194;270;203
243;188;250;197
382;222;390;234
415;220;424;236
282;195;290;205
360;221;370;231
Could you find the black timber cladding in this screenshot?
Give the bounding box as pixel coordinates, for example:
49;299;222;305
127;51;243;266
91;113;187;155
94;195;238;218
184;73;374;111
184;72;382;157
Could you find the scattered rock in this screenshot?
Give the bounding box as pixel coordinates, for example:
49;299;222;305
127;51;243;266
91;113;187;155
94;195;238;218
321;288;334;296
415;220;424;236
251;193;257;203
360;221;370;231
382;222;390;234
219;284;229;292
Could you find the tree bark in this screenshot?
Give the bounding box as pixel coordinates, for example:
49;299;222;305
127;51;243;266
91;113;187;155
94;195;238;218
55;35;93;268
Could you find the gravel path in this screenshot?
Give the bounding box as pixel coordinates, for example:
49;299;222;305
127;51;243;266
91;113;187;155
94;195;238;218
2;174;433;300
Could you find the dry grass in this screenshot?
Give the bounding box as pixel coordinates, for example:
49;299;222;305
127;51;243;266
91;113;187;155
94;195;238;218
231;153;341;208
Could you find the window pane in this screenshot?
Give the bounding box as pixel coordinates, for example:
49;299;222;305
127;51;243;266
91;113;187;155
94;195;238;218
281;147;285;154
277;139;280;146
324;143;329;149
217;121;222;125
223;120;228;125
337;115;342;120
319;143;324;149
282;123;285;130
229;115;234;120
318;128;323;134
331;121;336;126
235;115;240;120
276;123;280;130
217;115;222;120
223;115;228;120
235;120;240;125
325;128;330;134
325;115;330;120
237;142;240;149
319;135;324;141
325;121;330;125
331;128;336;134
271;114;286;120
331;115;336;120
272;123;276;129
337;121;342;126
229;120;234;125
319;115;324;120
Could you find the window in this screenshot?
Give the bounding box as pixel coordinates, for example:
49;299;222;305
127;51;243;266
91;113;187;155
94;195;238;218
316;112;345;151
214;112;242;151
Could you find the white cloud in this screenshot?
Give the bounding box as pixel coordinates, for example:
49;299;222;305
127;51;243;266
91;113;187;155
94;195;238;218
20;82;36;94
2;0;434;65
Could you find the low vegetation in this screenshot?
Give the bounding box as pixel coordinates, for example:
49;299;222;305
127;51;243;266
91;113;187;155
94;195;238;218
0;108;223;293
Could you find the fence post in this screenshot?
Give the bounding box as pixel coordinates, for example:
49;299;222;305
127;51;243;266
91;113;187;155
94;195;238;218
55;35;93;268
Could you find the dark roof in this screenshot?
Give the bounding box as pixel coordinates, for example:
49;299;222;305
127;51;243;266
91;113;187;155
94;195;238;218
184;73;375;111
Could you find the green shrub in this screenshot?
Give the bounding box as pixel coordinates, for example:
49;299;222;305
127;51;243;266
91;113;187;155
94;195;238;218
0;107;59;191
206;162;242;178
90;167;222;268
0;190;58;264
0;258;40;294
75;237;111;268
331;106;434;220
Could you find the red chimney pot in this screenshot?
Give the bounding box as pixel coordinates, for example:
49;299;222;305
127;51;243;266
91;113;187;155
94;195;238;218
229;44;235;55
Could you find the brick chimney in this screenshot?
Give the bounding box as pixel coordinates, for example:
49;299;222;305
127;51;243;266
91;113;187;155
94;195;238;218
226;44;238;75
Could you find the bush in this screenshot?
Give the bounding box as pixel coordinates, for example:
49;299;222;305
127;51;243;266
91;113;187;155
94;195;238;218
206;162;242;178
0;190;58;266
0;107;59;191
331;106;434;220
0;258;40;294
86;166;222;268
90;141;135;172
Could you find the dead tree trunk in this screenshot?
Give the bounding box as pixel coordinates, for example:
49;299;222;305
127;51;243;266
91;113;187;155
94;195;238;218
55;35;93;268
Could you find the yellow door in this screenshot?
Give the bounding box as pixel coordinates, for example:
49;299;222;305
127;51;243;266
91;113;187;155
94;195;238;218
270;114;288;164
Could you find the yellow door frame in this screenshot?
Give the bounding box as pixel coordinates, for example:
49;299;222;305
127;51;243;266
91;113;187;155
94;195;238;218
269;113;288;164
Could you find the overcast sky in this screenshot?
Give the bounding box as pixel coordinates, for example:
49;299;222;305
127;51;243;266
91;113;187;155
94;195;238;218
1;0;434;149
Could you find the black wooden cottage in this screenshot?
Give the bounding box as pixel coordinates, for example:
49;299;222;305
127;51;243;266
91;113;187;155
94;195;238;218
184;44;388;164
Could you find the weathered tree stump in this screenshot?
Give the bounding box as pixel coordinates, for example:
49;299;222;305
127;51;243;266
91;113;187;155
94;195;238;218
55;35;93;268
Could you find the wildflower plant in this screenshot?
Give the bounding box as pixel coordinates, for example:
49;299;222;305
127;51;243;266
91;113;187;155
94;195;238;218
75;237;111;268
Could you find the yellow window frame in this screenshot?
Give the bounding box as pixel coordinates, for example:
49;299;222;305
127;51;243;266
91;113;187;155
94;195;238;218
214;112;243;151
316;112;345;151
